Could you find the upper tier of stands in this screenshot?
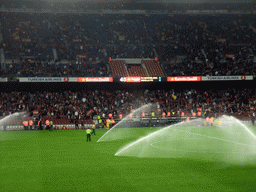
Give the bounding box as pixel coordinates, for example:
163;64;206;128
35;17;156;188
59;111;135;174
0;13;256;77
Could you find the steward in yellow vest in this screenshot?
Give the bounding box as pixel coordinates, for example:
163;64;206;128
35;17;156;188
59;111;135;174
86;129;92;142
50;120;53;131
97;115;101;124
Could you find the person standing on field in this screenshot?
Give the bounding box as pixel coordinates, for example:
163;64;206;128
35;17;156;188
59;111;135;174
92;124;96;135
81;119;85;130
251;113;255;126
209;117;214;126
3;123;6;131
86;128;92;142
38;119;42;130
50;120;53;131
75;119;79;129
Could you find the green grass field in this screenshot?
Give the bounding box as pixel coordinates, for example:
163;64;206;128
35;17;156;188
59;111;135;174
1;128;256;192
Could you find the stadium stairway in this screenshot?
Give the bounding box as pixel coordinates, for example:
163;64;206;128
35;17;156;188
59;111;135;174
53;48;58;62
141;62;150;76
143;60;165;77
110;60;129;77
128;66;148;77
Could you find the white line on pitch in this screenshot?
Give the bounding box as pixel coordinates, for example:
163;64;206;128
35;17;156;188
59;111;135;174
172;128;256;148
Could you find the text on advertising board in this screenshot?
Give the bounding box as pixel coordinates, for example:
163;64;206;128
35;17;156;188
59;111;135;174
120;76;141;82
19;77;77;82
78;77;113;82
201;76;253;81
167;76;201;82
0;78;8;82
28;77;62;82
141;77;158;82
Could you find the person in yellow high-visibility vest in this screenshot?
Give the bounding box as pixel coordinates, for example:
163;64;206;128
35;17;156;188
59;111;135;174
50;120;53;131
92;124;96;135
97;115;101;124
109;119;112;129
99;119;103;129
150;111;155;128
86;128;92;142
105;119;111;129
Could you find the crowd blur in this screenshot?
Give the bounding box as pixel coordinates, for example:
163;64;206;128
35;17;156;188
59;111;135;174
0;12;256;77
0;62;109;77
0;88;255;121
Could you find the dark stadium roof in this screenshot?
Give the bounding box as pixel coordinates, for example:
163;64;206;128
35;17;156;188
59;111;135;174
1;0;255;3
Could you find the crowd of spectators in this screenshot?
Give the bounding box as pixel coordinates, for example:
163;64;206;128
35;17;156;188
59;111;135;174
157;15;256;76
0;88;256;122
0;62;109;77
1;13;256;77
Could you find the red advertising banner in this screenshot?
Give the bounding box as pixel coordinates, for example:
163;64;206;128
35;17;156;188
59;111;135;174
126;76;141;83
226;54;234;58
167;76;201;82
78;77;113;82
64;77;69;82
197;108;202;111
217;38;226;43
33;111;39;115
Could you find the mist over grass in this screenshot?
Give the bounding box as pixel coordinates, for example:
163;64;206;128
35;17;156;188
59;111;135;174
98;103;157;142
115;115;256;166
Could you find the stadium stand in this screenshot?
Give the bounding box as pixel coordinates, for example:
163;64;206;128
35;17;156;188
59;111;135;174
1;12;256;77
0;3;256;127
143;60;166;77
109;60;128;77
0;88;255;123
128;66;148;77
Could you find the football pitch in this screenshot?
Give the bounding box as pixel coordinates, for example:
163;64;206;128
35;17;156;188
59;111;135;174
1;127;256;192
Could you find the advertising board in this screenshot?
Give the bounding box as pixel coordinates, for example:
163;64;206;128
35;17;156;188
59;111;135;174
167;76;201;82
